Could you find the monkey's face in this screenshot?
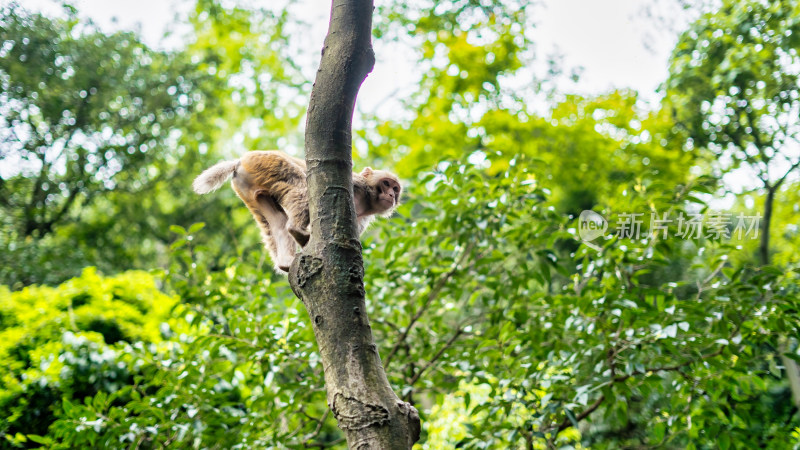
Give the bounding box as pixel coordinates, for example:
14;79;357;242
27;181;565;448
360;167;402;214
375;175;401;211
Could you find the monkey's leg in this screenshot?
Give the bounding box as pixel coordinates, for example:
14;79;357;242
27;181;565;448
282;190;311;247
253;211;280;263
256;194;296;272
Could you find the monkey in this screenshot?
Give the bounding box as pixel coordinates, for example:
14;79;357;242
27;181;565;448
193;151;402;273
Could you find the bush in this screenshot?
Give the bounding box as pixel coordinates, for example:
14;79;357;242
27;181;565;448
0;268;176;448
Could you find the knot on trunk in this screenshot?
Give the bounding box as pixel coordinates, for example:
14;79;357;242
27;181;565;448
296;255;323;287
331;393;389;431
348;262;365;297
397;401;421;445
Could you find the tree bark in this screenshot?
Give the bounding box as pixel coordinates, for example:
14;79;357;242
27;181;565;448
759;186;774;266
287;1;420;448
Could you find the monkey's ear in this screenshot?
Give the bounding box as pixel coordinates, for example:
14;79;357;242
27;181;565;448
361;167;373;177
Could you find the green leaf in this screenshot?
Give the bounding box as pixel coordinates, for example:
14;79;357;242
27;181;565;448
170;225;188;235
564;408;579;430
188;222;206;234
26;435;52;445
651;422;666;442
718;432;730;450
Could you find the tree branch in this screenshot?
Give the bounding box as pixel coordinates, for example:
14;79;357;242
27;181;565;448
551;321;740;436
612;346;725;383
407;328;465;388
773;156;800;190
384;243;474;368
301;409;331;447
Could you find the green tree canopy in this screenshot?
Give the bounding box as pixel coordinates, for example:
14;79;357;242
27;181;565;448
0;5;212;237
1;1;799;449
665;0;800;264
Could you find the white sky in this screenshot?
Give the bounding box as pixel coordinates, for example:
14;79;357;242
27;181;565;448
538;0;677;97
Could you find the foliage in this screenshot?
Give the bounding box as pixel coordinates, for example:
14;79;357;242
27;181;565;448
0;228;93;288
666;0;800;162
0;268;176;448
0;1;311;288
24;225;333;448
12;158;797;449
365;160;800;448
0;4;216;287
0;5;213;237
184;0;310;157
665;0;800;263
1;0;800;449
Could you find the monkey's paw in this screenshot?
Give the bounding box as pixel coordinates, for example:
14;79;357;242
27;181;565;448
289;227;311;247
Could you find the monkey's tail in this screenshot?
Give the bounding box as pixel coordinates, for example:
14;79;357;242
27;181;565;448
193;160;238;194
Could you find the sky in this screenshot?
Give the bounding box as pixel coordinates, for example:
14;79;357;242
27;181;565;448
535;0;678;97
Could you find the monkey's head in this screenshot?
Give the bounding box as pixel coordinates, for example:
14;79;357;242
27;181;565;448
361;167;402;214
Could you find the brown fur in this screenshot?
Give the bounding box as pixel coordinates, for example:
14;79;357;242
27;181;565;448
193;151;402;273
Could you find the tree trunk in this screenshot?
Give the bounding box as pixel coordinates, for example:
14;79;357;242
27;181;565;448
759;187;774;266
287;1;420;448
